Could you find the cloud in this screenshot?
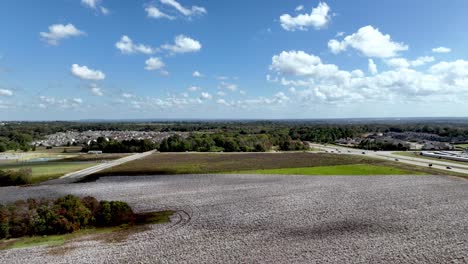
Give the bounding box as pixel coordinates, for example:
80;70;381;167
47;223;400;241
270;50;468;104
0;89;13;96
368;59;378;75
432;47;451;53
328;25;408;58
100;6;110;15
280;2;331;31
270;50;330;76
145;6;175;20
145;57;165;71
159;0;206;17
38;96;84;109
115;35;155;55
216;98;229;106
385;56;435;68
200;92;212;100
81;0;109;15
295;5;304;11
89;83;103;96
219;81;238;91
73;98;83;104
122;93;134;98
40;24;85;45
71;64;105;80
192;71;203;77
162;35;202;53
188;86;201;92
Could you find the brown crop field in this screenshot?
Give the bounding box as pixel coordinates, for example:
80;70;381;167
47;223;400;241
88;152;455;180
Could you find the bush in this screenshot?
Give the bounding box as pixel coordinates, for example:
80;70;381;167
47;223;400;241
0;168;33;187
0;204;10;239
53;195;92;232
96;201;133;226
0;195;135;239
96;201;112;226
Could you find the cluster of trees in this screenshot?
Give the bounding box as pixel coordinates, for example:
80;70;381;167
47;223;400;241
158;133;307;152
81;137;157;153
0;168;33;187
358;140;410;151
0;133;34;152
0;195;134;239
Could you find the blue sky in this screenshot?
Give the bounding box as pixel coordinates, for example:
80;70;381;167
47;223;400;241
1;0;468;120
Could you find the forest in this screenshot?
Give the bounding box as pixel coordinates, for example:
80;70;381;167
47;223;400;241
2;119;468;152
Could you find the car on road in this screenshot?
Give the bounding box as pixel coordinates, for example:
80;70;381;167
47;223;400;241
446;166;452;170
362;152;366;154
395;158;399;161
429;164;433;168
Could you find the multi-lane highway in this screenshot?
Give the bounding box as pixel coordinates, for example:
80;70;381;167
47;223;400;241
309;143;468;175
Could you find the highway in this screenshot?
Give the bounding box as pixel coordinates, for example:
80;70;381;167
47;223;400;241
309;143;468;175
44;150;156;184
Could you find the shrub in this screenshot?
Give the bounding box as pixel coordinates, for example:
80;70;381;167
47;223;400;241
53;195;92;232
0;204;10;239
96;201;134;226
0;168;33;187
109;201;134;226
1;195;135;239
96;201;112;226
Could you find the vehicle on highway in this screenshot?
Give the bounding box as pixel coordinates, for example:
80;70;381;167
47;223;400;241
395;158;399;161
362;152;366;154
429;164;433;168
446;166;452;170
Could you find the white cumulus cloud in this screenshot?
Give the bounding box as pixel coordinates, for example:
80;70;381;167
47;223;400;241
71;64;105;81
162;35;202;53
328;25;408;58
432;47;451;53
40;24;85;45
115;35;155;55
145;6;175;20
192;71;203;77
270;50;468;104
280;2;331;31
145;57;165;71
160;0;206;17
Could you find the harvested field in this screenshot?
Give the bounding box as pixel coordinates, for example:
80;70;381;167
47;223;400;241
0;174;467;263
90;152;456;179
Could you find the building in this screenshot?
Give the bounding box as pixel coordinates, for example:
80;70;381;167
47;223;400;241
87;150;103;154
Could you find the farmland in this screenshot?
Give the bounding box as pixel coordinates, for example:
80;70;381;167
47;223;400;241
89;152;451;180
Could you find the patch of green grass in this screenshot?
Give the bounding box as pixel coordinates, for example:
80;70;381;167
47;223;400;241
234;164;421;175
454;144;468;150
0;162;95;183
3;235;67;249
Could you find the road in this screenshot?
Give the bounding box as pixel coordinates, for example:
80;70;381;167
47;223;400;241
1;174;467;263
44;150;155;184
309;143;468;175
